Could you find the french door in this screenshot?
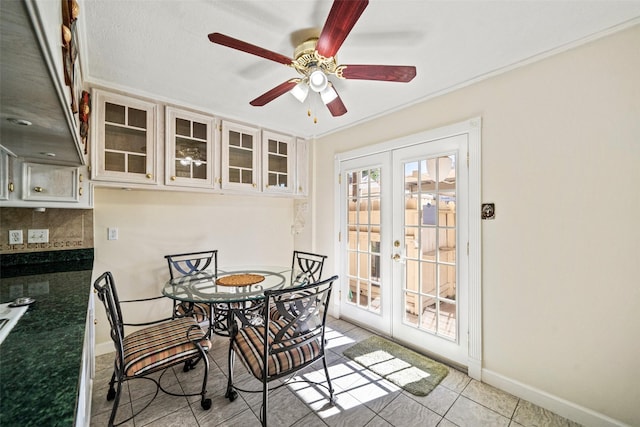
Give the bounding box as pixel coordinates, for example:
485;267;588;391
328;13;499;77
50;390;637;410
338;132;471;367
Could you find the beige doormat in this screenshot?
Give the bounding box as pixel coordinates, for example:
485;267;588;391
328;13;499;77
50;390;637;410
343;335;449;396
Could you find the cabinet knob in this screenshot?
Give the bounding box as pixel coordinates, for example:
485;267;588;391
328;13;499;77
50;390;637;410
252;183;257;188
8;182;14;192
171;176;176;181
146;173;152;179
33;186;44;193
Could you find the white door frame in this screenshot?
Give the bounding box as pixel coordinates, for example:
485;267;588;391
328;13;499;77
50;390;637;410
333;117;482;379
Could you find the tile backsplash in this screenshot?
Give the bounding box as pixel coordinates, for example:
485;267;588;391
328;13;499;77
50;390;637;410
0;208;93;254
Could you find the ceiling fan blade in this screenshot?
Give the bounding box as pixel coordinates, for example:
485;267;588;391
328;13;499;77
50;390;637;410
208;32;293;66
326;91;347;117
250;80;298;106
316;0;369;58
339;64;417;82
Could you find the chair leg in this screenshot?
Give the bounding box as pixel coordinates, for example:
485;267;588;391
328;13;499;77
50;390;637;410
322;356;336;404
106;371;117;401
199;353;212;410
225;342;238;401
107;375;123;427
261;376;268;427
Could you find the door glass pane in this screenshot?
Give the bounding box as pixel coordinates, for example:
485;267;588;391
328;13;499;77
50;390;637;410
403;154;457;341
345;167;382;314
404;291;419;326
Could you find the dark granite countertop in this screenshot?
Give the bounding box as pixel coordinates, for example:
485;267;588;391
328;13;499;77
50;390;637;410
0;249;94;426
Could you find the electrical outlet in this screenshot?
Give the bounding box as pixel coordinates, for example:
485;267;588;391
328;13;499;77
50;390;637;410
9;230;23;245
27;229;49;244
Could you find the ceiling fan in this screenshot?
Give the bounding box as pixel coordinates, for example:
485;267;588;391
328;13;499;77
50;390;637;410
208;0;416;118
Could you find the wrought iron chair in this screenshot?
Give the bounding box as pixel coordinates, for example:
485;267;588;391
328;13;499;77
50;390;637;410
225;275;338;426
265;250;329;321
291;250;327;282
165;250;227;333
94;271;212;427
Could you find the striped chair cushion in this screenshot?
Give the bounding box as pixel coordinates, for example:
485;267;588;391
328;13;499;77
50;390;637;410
176;302;210;323
121;317;211;377
233;319;322;379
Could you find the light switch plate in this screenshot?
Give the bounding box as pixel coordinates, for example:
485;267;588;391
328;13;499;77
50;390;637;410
9;230;23;245
108;227;118;240
27;229;49;243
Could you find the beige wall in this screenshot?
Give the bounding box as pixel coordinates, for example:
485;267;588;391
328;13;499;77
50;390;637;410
92;187;296;349
314;25;640;426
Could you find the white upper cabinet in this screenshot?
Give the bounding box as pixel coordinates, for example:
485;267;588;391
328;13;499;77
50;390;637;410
91;89;158;184
262;131;295;194
221;121;261;192
165;107;217;188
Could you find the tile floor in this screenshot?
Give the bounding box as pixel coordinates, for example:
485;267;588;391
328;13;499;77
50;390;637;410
90;316;582;426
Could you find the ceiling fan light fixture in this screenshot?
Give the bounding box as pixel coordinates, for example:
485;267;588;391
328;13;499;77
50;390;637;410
320;84;338;105
290;80;309;102
309;69;328;92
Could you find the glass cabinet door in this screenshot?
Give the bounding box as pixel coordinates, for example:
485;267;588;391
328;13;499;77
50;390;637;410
92;89;157;184
221;120;260;192
262;131;295;194
165;107;216;188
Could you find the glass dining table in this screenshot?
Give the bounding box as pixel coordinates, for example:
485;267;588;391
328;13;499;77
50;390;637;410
161;265;311;336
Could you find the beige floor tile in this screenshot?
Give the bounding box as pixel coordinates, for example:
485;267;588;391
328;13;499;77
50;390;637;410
439;367;472;393
445;396;511;427
365;415;394;427
291;410;334;427
377;393;442;427
91;381;131;417
313;386;378;427
513;399;582;427
244;385;313;427
141;405;200;427
130;389;191;426
192;390;251;426
213;408;262;427
90;401;134;427
404;384;458;416
462;379;519;418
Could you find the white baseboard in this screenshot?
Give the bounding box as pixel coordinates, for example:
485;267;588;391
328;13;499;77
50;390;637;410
482;369;629;427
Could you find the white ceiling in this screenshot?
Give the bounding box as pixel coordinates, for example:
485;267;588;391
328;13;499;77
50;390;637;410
81;0;640;140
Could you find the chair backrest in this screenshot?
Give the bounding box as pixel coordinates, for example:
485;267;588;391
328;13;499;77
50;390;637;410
291;251;327;283
165;250;218;279
264;275;338;365
93;271;125;366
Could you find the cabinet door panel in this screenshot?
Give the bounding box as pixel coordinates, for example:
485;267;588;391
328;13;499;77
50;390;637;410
221;121;260;192
165;107;216;188
91;89;157;184
22;163;79;202
262;130;294;194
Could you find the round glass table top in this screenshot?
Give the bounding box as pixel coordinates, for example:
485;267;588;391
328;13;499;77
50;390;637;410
162;265;310;304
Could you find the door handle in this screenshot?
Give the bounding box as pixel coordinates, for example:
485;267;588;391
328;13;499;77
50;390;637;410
392;253;402;261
